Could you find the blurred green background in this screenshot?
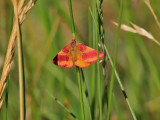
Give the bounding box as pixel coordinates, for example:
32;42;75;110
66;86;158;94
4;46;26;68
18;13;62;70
0;0;160;120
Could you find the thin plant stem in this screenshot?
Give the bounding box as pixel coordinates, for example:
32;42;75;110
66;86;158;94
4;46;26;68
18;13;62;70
80;68;92;120
5;78;9;120
5;5;14;120
144;0;160;30
68;0;85;119
0;0;36;108
76;67;85;120
89;7;137;120
104;45;137;120
94;0;102;119
68;0;76;40
107;0;124;119
13;0;26;119
46;91;77;119
90;0;97;119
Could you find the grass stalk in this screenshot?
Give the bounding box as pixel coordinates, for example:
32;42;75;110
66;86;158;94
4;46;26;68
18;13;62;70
90;0;97;119
0;0;36;109
46;91;77;119
68;0;76;40
80;68;92;120
90;5;137;118
76;67;85;120
89;6;102;119
89;6;137;120
5;77;9;120
106;0;124;119
68;0;85;119
104;45;137;120
5;5;14;119
94;0;102;119
144;0;160;30
13;0;26;119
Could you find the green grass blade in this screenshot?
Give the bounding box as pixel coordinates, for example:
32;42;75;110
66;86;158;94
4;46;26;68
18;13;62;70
68;0;85;119
80;69;92;120
93;0;103;119
46;90;77;119
89;7;103;119
76;67;85;120
104;45;137;120
68;0;76;39
107;0;124;119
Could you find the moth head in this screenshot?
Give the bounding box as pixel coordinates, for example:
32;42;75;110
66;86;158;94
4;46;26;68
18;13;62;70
71;39;76;48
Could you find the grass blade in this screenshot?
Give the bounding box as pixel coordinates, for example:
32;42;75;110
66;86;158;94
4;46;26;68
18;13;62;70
76;67;85;120
144;0;160;30
5;78;9;120
68;0;76;40
46;91;77;119
93;0;103;119
13;0;26;119
0;0;36;110
80;69;92;120
68;0;85;119
107;0;124;119
104;45;137;120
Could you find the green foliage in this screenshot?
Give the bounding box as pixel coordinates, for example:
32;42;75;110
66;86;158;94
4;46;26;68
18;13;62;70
0;0;160;120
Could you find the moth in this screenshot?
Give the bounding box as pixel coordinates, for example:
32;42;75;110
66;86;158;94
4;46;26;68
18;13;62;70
52;40;104;68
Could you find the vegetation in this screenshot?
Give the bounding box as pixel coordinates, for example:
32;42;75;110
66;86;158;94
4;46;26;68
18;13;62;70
0;0;160;120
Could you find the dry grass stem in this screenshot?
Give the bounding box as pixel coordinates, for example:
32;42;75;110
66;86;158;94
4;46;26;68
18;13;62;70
13;0;25;119
0;98;4;110
113;21;160;46
0;0;37;110
33;17;60;86
144;0;160;30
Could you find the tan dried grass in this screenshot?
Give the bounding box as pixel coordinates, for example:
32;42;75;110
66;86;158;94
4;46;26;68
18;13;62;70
12;0;25;119
112;0;160;46
0;0;37;110
144;0;160;30
0;98;4;110
113;22;160;46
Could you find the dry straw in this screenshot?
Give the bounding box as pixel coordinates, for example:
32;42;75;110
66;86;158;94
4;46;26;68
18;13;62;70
12;0;26;119
0;0;37;110
144;0;160;30
0;98;4;110
113;0;160;46
113;22;160;46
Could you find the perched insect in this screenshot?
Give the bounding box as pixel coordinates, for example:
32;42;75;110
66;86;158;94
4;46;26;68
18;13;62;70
52;40;104;68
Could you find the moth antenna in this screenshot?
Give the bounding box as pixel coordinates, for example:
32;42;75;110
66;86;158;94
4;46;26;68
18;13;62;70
71;39;76;47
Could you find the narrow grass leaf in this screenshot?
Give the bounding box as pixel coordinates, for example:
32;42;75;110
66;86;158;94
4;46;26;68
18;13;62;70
46;90;77;119
104;45;137;120
107;0;124;119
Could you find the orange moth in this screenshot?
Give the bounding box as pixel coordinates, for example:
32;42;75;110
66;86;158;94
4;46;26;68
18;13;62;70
52;40;104;68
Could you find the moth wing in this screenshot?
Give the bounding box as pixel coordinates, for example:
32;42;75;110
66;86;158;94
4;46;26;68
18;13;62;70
74;53;91;68
52;44;73;68
79;43;104;63
74;43;104;68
